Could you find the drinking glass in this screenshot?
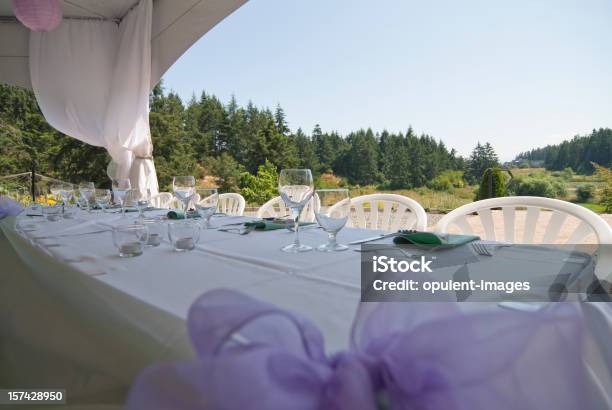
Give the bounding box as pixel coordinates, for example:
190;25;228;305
314;189;350;252
194;187;218;228
95;189;112;212
60;183;74;204
112;224;149;257
60;184;76;218
6;187;30;207
278;169;314;253
79;182;95;212
140;218;165;247
18;187;42;216
168;220;200;252
112;179;131;216
129;188;152;219
50;183;63;203
43;204;62;222
173;176;196;213
36;185;52;207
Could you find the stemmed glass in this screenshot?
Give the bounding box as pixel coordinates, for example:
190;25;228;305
78;182;95;212
6;187;30;207
95;189;112;212
129;188;152;220
173;176;196;214
60;183;75;217
112;179;131;216
194;187;218;228
314;189;350;252
279;169;314;253
50;183;63;204
60;183;74;204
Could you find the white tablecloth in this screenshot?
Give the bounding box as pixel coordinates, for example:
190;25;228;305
1;211;611;409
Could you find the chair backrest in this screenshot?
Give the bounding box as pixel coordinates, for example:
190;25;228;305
151;192;173;209
435;196;612;244
218;193;245;216
169;193;201;209
343;194;427;231
256;195;319;222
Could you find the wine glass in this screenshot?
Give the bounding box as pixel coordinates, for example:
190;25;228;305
129;188;152;220
60;183;75;218
314;189;350;252
78;182;95;212
112;179;131;216
50;183;63;203
194;187;218;228
60;183;74;204
173;176;196;213
278;169;314;253
6;187;29;207
95;189;112;212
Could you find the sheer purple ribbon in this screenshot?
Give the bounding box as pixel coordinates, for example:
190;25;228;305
127;289;586;409
0;196;24;219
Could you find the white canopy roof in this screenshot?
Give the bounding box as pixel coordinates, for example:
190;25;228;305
0;0;247;89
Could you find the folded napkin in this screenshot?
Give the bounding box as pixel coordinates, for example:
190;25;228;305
244;219;314;231
393;230;479;248
167;210;201;220
0;197;24;219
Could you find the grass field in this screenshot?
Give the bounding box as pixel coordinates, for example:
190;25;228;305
339;168;609;214
577;202;606;213
346;186;474;212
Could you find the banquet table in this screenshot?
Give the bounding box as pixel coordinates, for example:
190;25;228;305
1;210;611;409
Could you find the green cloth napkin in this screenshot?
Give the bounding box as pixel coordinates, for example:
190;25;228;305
393;231;480;248
244;219;315;231
166;210;201;219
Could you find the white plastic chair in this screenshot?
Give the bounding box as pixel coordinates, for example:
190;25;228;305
150;192;173;209
217;193;245;216
256;195;320;222
340;194;427;232
435;196;612;245
170;193;200;210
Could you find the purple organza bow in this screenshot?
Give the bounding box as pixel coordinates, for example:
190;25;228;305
127;290;586;410
0;196;24;219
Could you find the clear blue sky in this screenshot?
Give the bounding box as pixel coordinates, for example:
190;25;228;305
162;0;612;161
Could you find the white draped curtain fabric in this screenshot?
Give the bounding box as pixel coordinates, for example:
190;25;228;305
29;0;158;194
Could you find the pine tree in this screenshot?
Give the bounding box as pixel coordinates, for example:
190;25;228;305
291;128;319;171
341;129;380;185
466;142;500;183
149;85;197;190
274;104;290;136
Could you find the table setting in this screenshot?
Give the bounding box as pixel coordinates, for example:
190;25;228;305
0;168;611;409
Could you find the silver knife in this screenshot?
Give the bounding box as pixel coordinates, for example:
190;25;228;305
348;232;398;245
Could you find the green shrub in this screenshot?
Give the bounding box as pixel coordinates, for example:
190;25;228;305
507;176;555;198
601;185;612;213
561;167;574;181
552;180;567;198
208;153;244;193
429;170;465;191
315;173;346;189
576;184;595;202
592;163;612;213
238;160;278;205
477;168;507;200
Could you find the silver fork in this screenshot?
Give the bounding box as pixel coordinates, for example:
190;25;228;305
217;225;255;235
471;241;492;256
